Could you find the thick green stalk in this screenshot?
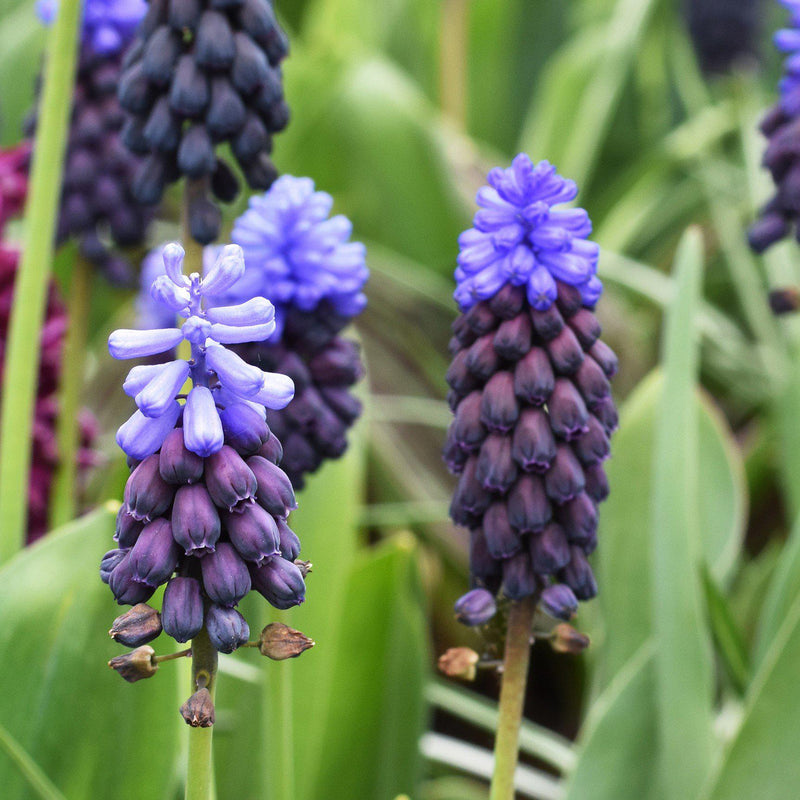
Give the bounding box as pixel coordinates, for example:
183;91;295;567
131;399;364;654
186;628;217;800
0;0;83;560
49;253;92;528
262;613;295;800
489;596;536;800
439;0;470;127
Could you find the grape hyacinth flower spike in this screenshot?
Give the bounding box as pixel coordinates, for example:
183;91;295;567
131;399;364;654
230;175;369;488
118;0;291;244
445;154;617;626
104;242;314;723
28;0;152;284
749;0;800;256
443;154;616;795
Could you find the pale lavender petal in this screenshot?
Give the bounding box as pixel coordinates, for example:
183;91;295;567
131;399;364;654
209;321;276;344
150;275;191;315
123;364;168;397
250;372;295;409
109;328;183;359
200;245;246;296
162;242;190;287
205;343;265;397
183;386;224;457
205;297;275;326
116;402;181;460
135;360;191;418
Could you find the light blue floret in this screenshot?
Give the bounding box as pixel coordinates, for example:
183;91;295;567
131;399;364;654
454;155;601;312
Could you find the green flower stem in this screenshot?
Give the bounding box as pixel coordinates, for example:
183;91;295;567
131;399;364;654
0;0;83;561
186;627;217;800
49;252;93;529
489;596;536;800
262;613;295;800
439;0;470;127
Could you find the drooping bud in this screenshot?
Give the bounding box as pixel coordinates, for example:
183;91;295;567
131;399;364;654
453;588;496;626
115;505;144;548
108;645;158;682
204;445;257;510
223;502;281;564
171;484;221;555
248;455;297;517
128;518;180;587
205;604;250;654
201;542;252;606
539;584;579;621
100;548;128;584
250;557;306;609
180;688;215;727
108;552;156;605
161;576;204;643
109;603;162;646
257;622;314;660
125;454;175;521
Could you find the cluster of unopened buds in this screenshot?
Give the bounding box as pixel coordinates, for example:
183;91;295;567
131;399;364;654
101;242;315;722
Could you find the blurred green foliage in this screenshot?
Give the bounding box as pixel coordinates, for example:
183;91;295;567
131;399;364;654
4;0;800;798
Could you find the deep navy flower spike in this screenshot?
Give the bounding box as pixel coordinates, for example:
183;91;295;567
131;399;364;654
104;243;306;661
117;0;291;245
445;155;617;626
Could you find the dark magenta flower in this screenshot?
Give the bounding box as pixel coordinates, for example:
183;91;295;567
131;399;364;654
446;157;617;626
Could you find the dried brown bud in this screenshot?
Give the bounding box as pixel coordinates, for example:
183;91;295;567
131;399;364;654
437;647;480;681
551;623;590;654
108;646;158;682
769;287;800;316
294;559;313;577
180;688;215;728
109;603;162;647
257;622;315;660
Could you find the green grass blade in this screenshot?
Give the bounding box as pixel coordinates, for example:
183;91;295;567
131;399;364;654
0;721;66;800
651;227;715;798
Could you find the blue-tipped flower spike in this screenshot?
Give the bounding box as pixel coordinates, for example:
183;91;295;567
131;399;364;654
105;242;309;663
749;1;800;253
109;243;293;460
455;155;600;312
446;156;617;627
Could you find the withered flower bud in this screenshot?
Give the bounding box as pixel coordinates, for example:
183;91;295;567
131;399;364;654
551;623;591;655
108;645;158;683
257;622;315;660
437;647;480;681
109;603;162;647
180;688;215;728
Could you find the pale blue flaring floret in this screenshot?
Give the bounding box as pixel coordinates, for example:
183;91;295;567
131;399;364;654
231;175;369;335
36;0;146;56
109;243;295;461
775;1;800;114
455;155;601;312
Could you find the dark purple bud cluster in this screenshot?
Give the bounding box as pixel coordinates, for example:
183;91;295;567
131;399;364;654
25;50;153;285
445;282;617;624
684;0;762;76
234;302;364;489
118;0;290;244
102;420;306;654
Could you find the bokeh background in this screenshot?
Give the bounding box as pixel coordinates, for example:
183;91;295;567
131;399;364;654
1;0;800;798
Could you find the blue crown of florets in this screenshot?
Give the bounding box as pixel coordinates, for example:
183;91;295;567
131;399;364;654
109;243;294;461
455;155;601;312
37;0;146;56
231;175;369;334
